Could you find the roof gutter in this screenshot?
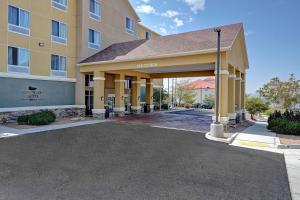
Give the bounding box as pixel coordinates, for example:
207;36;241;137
77;47;230;67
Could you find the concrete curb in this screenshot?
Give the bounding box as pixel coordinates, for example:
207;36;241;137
278;144;300;149
205;132;237;144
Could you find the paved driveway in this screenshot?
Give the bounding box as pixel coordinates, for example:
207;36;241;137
0;122;291;200
116;110;213;132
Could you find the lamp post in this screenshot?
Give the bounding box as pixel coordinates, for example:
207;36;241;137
210;27;224;138
214;28;221;124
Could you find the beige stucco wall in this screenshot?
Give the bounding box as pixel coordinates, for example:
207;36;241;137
137;24;160;40
0;0;77;79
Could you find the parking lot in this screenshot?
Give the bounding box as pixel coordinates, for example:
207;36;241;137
0;122;291;200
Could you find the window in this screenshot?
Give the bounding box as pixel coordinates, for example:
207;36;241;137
89;0;100;21
8;5;30;35
52;0;67;11
88;29;100;49
125;17;135;34
7;46;30;74
51;20;67;44
51;54;67;77
145;31;152;40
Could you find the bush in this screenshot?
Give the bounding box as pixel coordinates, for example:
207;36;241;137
17;111;56;126
268;119;300;135
17;115;30;125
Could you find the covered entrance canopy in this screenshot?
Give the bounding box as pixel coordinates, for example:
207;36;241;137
77;23;249;123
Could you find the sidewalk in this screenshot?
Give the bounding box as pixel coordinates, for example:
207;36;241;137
0;119;107;138
230;122;300;200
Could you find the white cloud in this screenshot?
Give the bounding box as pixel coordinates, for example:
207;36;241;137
141;0;150;2
173;17;184;27
183;0;206;14
136;4;156;14
161;10;180;18
159;27;168;35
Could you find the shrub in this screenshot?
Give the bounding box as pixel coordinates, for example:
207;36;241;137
17;111;56;126
267;119;300;135
17;115;30;125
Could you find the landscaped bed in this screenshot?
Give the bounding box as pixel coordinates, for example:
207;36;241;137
267;110;300;145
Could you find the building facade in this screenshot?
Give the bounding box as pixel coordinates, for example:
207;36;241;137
0;0;160;120
187;77;215;104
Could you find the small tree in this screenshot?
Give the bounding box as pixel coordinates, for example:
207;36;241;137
245;97;269;120
176;80;196;106
203;94;215;108
153;88;169;105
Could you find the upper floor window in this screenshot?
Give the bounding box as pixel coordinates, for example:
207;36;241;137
8;5;30;36
145;31;152;40
8;46;30;74
89;0;101;21
51;54;67;77
52;0;67;11
88;29;100;50
51;20;67;44
126;17;135;35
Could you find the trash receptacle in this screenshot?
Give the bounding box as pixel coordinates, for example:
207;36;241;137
105;107;110;119
144;104;150;113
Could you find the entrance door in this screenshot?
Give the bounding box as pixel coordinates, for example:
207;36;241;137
107;94;115;112
85;74;94;116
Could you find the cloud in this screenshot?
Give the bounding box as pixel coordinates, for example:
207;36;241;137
161;10;180;18
173;17;184;27
245;30;255;37
136;4;156;14
183;0;206;14
159;27;168;35
141;0;150;2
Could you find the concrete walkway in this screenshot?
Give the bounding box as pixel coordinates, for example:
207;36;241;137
230;122;300;200
0;119;107;138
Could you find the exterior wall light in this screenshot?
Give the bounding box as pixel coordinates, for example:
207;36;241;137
39;42;45;47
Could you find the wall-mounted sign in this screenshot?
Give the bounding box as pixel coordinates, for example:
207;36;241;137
22;86;43;101
136;63;158;69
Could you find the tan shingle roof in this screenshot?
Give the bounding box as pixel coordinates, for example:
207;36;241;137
80;23;243;64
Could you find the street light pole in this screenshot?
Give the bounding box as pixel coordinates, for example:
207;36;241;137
214;28;221;124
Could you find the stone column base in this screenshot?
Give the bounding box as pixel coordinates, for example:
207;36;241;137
210;123;224;138
212;116;229;125
113;107;125;117
228;113;237;125
131;106;141;114
150;105;154;112
92;109;106;119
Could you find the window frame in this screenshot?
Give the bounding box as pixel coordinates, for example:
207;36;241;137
88;29;101;50
7;46;30;74
145;31;152;40
8;5;30;36
51;20;68;45
125;17;135;35
89;0;101;21
51;54;67;77
52;0;68;11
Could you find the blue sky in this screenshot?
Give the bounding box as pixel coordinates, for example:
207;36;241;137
129;0;300;94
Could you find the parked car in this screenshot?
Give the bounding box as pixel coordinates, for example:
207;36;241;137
192;103;202;108
201;102;213;109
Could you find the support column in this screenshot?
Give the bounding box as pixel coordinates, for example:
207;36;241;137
146;78;154;112
241;73;246;120
114;73;125;116
92;71;106;119
235;71;242;122
213;68;229;125
228;67;236;124
131;76;141;114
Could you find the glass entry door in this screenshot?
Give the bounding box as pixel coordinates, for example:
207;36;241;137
85;74;94;116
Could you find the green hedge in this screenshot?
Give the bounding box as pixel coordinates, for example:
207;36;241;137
267;119;300;135
17;111;56;126
267;110;300;135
